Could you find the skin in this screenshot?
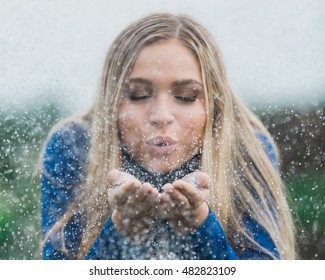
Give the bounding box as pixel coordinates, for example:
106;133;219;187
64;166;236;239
109;39;210;241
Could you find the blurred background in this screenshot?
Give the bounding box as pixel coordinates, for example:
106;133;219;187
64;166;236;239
0;0;324;259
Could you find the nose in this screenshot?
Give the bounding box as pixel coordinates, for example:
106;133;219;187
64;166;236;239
149;95;174;127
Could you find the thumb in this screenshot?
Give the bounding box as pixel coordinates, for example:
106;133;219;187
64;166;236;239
183;171;210;189
107;169;137;186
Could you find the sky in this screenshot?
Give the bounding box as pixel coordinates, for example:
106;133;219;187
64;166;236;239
1;0;324;113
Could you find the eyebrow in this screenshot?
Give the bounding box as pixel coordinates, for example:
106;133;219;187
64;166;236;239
126;78;152;86
127;78;203;87
171;79;203;88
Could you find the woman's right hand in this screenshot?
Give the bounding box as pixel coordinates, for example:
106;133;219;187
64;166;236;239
107;169;159;243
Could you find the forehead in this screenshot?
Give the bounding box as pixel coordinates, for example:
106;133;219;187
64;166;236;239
129;39;202;82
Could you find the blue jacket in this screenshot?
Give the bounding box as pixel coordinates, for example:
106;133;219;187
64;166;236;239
41;122;279;260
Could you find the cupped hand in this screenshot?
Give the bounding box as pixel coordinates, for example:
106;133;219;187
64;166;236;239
107;169;159;243
157;171;210;235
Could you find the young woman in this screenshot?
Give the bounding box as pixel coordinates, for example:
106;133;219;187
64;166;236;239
40;13;296;260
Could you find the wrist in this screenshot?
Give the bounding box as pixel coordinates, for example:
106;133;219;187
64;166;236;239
170;202;209;236
193;202;209;228
112;210;121;229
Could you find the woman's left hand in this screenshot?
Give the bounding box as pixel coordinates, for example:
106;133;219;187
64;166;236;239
157;171;210;235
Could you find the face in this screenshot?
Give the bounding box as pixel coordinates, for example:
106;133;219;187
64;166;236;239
118;39;206;173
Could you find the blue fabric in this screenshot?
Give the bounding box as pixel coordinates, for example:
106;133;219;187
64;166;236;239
41;123;279;260
255;130;278;171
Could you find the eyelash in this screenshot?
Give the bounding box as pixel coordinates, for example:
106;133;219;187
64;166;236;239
127;89;200;103
127;88;151;100
129;95;150;101
174;95;198;102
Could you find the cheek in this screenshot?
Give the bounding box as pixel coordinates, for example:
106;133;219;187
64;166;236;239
180;111;206;141
118;102;139;127
117;107;134;140
118;120;138;150
117;107;147;145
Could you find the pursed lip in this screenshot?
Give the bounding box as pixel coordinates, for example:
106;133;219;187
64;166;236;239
146;136;177;146
145;136;177;154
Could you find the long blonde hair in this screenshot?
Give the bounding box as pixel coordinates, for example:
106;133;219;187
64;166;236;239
40;13;296;259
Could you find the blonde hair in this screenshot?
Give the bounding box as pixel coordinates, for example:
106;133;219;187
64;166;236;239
40;13;296;259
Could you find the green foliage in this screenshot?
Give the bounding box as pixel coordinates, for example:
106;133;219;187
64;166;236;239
286;172;325;259
255;102;324;259
0;98;68;259
288;172;324;229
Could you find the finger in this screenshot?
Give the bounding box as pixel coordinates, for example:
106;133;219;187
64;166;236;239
132;183;159;205
163;183;190;210
182;171;210;189
142;182;159;197
107;169;139;187
136;185;159;215
117;183;159;218
156;189;177;219
158;185;191;220
173;180;208;208
157;187;176;219
108;181;140;208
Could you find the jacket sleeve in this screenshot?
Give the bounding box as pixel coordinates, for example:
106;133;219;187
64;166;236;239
187;209;278;260
183;209;238;259
41;124;89;259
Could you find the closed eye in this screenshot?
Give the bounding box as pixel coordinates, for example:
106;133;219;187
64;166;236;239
129;92;151;100
174;94;199;102
172;86;201;103
125;81;153;101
